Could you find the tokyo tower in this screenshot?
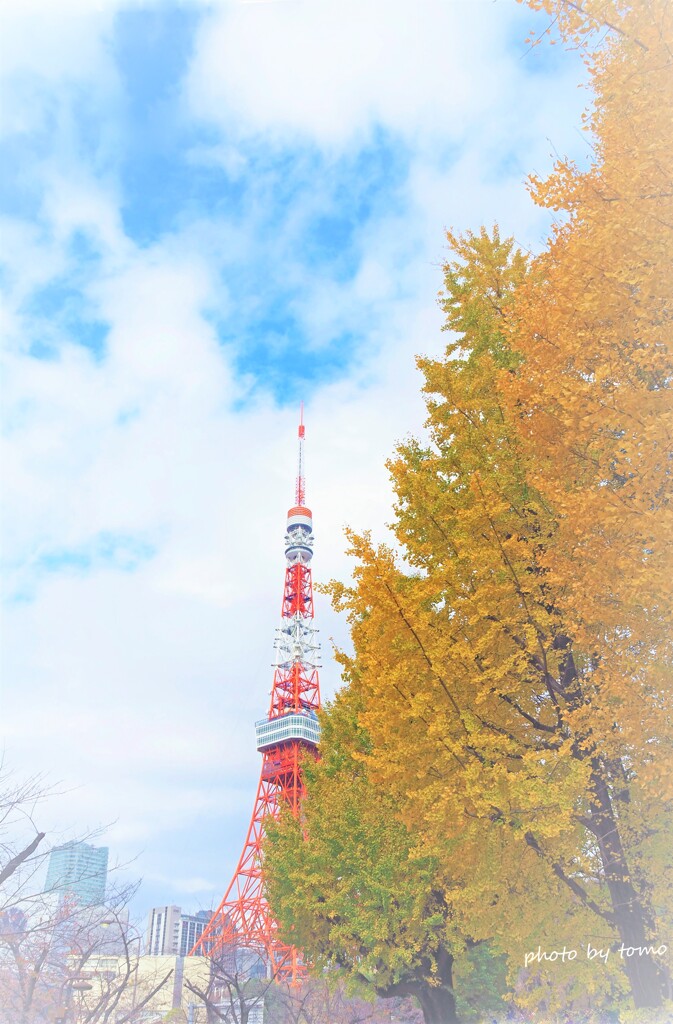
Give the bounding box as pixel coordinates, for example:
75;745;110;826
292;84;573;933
192;407;321;982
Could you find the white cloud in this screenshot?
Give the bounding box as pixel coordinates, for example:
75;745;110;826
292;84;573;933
0;3;120;138
188;0;516;148
42;175;128;256
0;4;115;82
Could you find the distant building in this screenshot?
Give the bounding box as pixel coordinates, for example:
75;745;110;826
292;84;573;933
45;841;108;906
147;905;179;956
146;906;212;957
179;909;212;956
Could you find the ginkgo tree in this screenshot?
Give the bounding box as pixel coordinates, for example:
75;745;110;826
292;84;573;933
264;687;511;1024
325;227;638;1016
321;0;673;1014
267;0;672;1017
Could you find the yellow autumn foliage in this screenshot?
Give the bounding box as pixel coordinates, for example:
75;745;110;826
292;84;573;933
326;4;673;1008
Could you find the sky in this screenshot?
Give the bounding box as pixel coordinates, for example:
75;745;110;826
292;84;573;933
0;0;591;925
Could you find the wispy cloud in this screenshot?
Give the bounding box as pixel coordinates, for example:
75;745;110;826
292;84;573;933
6;533;156;604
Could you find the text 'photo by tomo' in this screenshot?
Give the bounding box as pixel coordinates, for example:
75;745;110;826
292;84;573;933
1;1;671;1022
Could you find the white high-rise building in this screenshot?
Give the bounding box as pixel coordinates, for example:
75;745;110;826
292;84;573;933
147;906;180;956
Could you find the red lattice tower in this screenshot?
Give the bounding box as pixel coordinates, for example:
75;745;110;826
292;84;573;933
191;407;320;981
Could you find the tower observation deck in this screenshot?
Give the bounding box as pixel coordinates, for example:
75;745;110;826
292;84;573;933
191;408;321;982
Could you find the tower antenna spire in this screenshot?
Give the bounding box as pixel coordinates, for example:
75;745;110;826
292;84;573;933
296;402;305;507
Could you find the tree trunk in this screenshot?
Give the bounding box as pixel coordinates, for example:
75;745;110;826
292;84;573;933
561;649;666;1010
416;985;458;1024
416;947;458;1024
376;948;458;1024
589;762;666;1009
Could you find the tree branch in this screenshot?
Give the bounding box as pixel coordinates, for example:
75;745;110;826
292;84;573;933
524;830;615;924
0;832;46;886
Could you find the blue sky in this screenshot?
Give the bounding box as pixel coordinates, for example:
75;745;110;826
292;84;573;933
0;0;589;923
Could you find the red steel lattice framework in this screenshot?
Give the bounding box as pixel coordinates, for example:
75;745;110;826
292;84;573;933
191;408;321;981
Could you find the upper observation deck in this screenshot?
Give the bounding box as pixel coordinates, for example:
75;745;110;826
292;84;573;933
255;711;321;751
